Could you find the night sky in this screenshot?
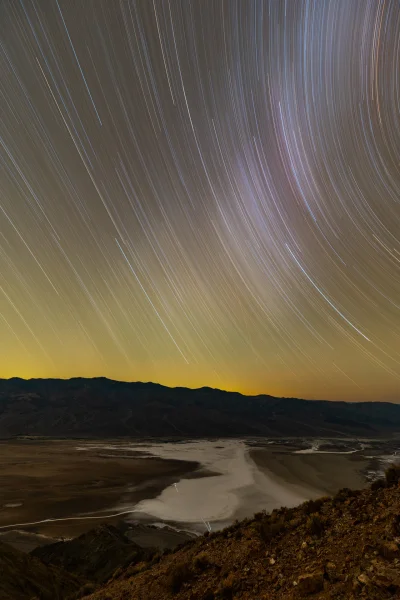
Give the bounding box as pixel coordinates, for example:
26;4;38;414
1;0;399;401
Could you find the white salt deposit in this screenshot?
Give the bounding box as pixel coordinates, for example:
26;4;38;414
124;440;310;530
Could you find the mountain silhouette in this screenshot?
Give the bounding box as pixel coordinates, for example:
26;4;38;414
1;377;399;438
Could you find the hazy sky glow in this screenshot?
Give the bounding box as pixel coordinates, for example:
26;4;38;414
1;0;399;401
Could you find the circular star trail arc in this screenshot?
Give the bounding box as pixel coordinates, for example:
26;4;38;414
0;0;399;401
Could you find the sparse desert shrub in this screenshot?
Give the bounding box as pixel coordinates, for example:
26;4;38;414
118;560;150;580
333;487;357;505
371;478;386;491
308;514;325;538
212;530;219;538
385;464;400;487
303;498;326;515
258;518;285;543
320;495;331;502
392;514;400;536
270;509;279;521
288;517;302;529
219;563;231;578
254;510;266;521
194;551;211;570
218;572;238;598
166;561;193;593
280;506;295;521
151;552;161;565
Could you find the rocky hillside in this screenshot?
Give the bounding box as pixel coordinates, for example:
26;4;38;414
82;467;400;600
0;539;85;600
1;377;400;438
31;524;156;583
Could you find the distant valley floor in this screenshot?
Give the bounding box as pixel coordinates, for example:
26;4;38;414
0;437;398;552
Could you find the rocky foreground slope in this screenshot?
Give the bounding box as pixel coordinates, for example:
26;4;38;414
84;469;400;600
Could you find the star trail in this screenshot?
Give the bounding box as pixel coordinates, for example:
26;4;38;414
0;0;399;401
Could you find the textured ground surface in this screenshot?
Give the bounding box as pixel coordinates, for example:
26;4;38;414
85;479;400;600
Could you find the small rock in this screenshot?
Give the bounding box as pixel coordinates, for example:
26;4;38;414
379;541;399;560
325;561;338;582
362;543;374;555
358;573;369;585
297;571;324;595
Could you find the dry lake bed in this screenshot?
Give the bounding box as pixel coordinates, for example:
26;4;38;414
0;437;398;550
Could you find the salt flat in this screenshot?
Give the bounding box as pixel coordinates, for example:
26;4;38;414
1;436;396;546
121;438;372;531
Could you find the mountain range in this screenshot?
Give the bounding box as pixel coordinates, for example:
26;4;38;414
0;377;399;438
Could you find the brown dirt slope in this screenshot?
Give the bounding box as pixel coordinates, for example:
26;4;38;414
85;471;400;600
0;539;85;600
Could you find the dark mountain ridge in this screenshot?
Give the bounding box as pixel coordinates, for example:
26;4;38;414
0;539;85;600
31;524;155;584
0;377;399;438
